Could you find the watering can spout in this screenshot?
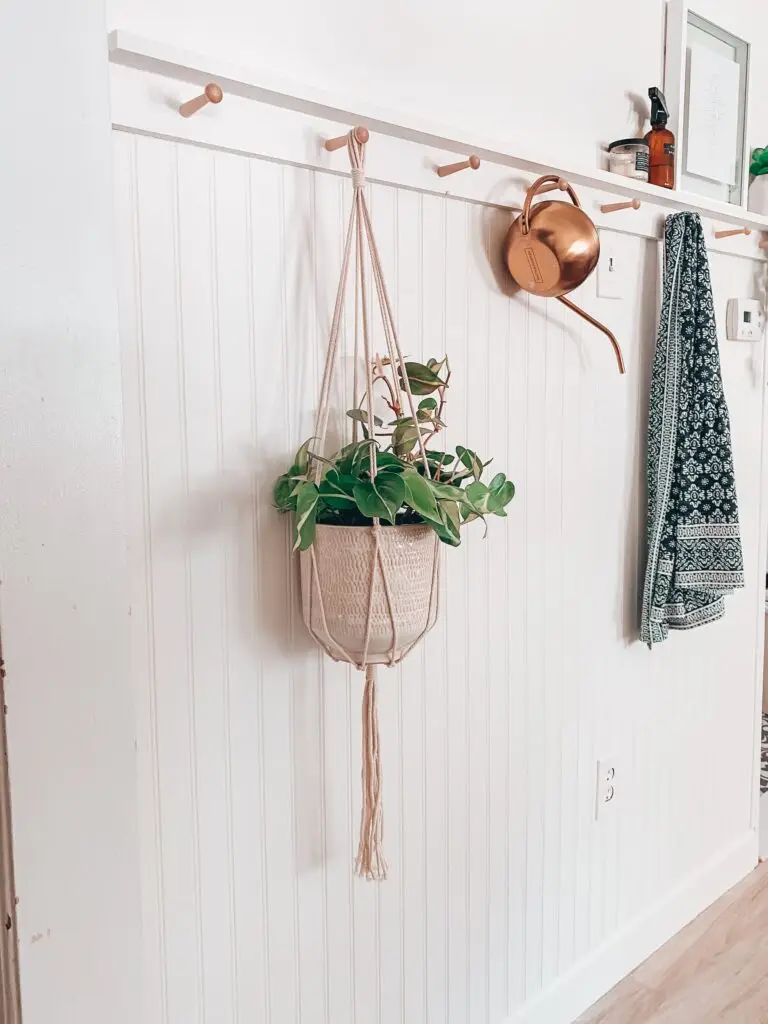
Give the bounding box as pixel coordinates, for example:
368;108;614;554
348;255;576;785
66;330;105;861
557;295;626;375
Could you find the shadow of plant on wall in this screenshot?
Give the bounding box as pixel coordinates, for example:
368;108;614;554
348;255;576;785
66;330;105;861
149;445;329;872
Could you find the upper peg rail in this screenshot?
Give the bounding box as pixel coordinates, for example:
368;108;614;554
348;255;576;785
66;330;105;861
324;126;370;151
179;83;223;117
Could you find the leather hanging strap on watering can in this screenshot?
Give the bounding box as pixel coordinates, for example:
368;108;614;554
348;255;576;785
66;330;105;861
504;174;625;374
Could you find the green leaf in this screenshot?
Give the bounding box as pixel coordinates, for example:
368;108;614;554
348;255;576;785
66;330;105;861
488;480;515;514
375;451;407;472
293;483;319;551
318;469;357;510
274;473;299;510
402;468;441;524
464;480;492;514
392;418;426;458
426;450;455;467
346;408;383;428
428;481;469;503
294;439;313;474
418;397;438;411
431;500;461;546
426;357;448;375
398;361;446;396
455;445;485;481
489;472;507;493
353;473;406;525
337;439;376;476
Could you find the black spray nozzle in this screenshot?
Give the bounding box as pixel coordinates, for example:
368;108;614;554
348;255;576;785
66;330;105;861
649;87;669;126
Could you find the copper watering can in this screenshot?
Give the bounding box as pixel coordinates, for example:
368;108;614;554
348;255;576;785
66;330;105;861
503;174;625;374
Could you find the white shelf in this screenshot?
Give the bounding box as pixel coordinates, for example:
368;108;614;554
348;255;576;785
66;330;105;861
108;30;768;234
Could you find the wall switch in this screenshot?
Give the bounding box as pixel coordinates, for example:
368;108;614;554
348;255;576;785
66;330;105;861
595;756;619;820
597;235;628;299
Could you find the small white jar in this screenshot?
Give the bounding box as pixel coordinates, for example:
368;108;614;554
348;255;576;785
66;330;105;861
607;138;650;182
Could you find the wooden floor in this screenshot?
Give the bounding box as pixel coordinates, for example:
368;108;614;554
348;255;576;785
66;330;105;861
579;862;768;1023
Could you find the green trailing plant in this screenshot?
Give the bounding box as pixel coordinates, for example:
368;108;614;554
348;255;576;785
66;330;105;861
274;356;515;551
750;147;768;176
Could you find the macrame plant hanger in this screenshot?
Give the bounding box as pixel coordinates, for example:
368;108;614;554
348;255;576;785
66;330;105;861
306;130;439;881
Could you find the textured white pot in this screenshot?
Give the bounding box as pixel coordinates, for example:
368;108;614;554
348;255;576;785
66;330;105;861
748;175;768;215
300;523;440;665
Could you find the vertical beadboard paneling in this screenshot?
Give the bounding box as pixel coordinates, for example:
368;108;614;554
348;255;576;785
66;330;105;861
248;156;299;1024
283;162;330;1024
420;191;450;1024
541;304;565;989
486;206;513;1024
312;170;356;1024
395;185;429;1024
443;197;471;1024
115;131;766;1024
465;201;491;1024
523;292;547;1001
557;286;582;977
114;130;168;1024
218;146;270;1023
508;283;530;1011
177;142;236;1024
133;134;204;1024
366;180;404;1024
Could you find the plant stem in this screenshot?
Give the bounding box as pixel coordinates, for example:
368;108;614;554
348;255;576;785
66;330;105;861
420;364;451;476
369;372;401;417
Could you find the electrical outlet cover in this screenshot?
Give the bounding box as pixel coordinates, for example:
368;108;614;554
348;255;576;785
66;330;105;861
595;756;619;820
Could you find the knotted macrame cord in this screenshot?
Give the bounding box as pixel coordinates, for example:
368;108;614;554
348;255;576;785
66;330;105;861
307;131;437;880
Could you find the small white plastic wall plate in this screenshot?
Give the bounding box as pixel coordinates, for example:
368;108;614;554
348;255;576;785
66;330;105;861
726;298;764;342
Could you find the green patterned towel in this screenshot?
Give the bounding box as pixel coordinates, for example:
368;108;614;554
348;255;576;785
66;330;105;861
641;212;744;647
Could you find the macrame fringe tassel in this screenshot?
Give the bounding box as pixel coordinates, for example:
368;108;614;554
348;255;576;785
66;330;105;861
355;665;388;881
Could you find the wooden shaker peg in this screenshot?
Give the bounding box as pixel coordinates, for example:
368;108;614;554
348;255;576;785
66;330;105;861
324;126;370;151
600;199;641;213
179;83;224;118
436;155;481;177
713;226;751;239
760;240;768;250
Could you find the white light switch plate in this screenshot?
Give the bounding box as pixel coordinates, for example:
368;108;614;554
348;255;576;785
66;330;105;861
597;234;629;299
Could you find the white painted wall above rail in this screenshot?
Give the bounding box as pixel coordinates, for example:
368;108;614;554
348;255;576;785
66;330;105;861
109;30;768;258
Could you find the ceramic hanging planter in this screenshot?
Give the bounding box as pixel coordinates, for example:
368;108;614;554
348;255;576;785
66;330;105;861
301;523;439;665
272;129;515;880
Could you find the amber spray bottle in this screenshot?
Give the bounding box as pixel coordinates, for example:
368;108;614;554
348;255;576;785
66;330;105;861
645;87;675;189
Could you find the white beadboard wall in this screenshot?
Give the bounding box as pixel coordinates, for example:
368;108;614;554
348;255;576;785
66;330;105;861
113;128;766;1024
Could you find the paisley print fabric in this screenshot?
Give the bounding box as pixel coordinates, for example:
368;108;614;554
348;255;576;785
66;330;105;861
640;212;743;647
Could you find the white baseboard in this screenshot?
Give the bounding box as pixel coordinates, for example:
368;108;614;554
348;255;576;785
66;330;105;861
508;830;758;1024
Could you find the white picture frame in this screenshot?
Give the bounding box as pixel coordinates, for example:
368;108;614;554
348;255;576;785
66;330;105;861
664;1;750;206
